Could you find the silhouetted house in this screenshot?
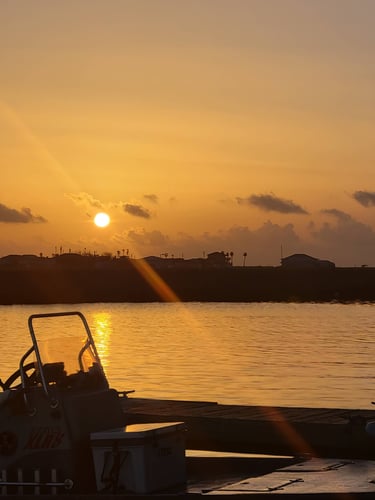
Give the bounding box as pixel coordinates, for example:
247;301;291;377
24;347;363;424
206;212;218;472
53;253;87;269
281;253;335;269
114;256;132;269
206;251;231;267
0;254;44;269
143;256;185;269
0;255;21;268
93;255;116;269
143;252;231;269
184;258;206;269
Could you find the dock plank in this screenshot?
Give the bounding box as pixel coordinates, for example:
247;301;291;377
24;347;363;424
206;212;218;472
121;397;375;459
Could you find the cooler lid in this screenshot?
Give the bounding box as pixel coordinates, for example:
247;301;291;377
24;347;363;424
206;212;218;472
91;421;185;441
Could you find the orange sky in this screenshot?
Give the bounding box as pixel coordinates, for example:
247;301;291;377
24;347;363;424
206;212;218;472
1;0;375;266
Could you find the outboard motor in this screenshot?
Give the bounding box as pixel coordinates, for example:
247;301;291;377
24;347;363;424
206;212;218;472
0;312;126;494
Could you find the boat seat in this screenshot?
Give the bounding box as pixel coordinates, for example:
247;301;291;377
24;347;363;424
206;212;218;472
0;389;10;406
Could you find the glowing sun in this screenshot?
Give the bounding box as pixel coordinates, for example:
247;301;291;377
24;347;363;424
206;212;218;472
94;212;110;228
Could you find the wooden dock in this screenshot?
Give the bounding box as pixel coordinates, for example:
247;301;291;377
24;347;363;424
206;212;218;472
121;397;375;459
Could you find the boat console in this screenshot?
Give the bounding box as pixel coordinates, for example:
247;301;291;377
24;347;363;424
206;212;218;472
0;311;126;494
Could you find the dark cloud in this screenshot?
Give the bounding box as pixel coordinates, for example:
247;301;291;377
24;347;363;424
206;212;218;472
352;190;375;207
321;208;352;222
0;204;47;223
143;194;158;204
237;194;308;214
309;209;375;265
123;203;151;219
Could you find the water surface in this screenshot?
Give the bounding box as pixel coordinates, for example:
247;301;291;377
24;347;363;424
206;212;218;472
1;302;374;409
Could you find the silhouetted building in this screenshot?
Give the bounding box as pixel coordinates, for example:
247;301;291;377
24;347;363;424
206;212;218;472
0;254;44;269
281;253;335;269
206;251;231;267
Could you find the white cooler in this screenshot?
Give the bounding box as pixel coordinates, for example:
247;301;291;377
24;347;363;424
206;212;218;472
90;422;186;493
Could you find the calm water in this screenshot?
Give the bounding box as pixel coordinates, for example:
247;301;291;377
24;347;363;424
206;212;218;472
1;302;375;409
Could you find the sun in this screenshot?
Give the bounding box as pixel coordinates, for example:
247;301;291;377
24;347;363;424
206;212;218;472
94;212;110;228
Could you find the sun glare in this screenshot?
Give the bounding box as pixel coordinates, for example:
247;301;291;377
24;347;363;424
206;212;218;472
94;212;110;228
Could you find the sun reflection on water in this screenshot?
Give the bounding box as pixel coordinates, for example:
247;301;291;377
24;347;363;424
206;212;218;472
91;312;112;371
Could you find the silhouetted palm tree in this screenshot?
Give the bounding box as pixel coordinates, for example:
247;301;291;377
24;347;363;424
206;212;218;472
243;252;247;267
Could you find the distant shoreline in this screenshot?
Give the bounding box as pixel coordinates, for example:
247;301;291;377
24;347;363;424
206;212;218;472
1;267;375;304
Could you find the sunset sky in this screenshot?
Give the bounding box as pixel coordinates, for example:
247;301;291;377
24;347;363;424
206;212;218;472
1;0;375;266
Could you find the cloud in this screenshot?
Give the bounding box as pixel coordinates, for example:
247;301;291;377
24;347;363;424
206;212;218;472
66;192;155;219
0;204;47;223
66;192;103;209
237;194;308;214
143;194;158;204
309;209;375;265
119;221;304;265
127;229;169;247
352;190;375;207
123;203;151;219
321;208;352;222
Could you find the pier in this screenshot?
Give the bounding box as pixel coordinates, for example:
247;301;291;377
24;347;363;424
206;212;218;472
122;397;375;459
